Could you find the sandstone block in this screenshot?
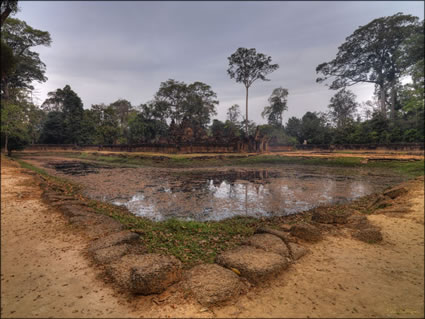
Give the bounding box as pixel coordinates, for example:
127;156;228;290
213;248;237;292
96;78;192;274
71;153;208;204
246;233;290;258
183;264;245;306
107;254;182;294
216;246;289;284
290;224;322;242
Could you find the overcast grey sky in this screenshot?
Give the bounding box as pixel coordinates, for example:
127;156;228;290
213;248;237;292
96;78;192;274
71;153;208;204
17;1;424;124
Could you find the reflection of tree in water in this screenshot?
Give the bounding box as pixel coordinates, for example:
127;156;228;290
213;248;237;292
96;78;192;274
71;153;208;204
115;166;404;221
168;169;278;193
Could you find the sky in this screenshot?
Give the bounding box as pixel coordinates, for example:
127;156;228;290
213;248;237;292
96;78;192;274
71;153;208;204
16;1;424;125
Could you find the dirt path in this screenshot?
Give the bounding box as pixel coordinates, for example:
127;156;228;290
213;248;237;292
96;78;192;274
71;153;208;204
1;156;424;318
1;158;138;318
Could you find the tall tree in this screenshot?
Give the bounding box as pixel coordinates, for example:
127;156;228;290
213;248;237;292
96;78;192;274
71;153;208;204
316;13;421;119
1;18;51;99
109;99;133;142
328;89;358;128
261;87;288;127
41;85;84;144
227;48;279;133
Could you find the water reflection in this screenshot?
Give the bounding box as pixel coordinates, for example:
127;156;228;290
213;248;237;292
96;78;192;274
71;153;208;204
111;168;390;222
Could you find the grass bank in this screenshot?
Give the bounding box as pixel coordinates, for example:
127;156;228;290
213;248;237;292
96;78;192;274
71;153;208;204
71;151;425;178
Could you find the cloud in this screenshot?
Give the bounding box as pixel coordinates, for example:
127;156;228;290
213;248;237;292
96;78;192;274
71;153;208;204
17;1;424;124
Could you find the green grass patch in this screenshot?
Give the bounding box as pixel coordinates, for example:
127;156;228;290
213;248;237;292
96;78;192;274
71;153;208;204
82;197;261;267
366;160;425;178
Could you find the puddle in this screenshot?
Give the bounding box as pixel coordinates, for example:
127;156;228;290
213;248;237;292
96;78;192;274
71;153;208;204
47;161;113;176
107;168;404;222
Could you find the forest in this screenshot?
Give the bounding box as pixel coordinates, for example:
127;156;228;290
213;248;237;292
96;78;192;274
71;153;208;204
1;1;424;153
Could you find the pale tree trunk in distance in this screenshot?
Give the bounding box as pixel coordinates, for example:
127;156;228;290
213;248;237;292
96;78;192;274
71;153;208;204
390;79;396;120
245;86;249;135
380;84;387;118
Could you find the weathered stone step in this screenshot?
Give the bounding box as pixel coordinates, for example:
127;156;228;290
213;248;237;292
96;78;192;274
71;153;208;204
183;264;246;306
107;254;182;294
245;233;290;258
255;226;291;244
216;246;289;284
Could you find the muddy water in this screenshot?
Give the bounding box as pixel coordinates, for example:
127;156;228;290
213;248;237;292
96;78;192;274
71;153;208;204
109;168;403;221
23;157;405;222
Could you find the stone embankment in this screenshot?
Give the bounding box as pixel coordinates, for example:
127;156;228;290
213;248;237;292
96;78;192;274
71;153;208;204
23;164;419;307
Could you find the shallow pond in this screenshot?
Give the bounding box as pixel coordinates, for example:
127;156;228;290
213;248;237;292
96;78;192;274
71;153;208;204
24;157;406;222
97;166;403;222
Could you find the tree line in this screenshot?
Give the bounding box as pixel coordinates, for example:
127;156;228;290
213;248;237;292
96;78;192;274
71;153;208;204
1;2;423;154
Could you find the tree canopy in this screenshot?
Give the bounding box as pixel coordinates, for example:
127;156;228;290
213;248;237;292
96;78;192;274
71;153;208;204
316;13;421;119
328;89;358;128
1;17;51;98
152;79;218;128
41;85;84;144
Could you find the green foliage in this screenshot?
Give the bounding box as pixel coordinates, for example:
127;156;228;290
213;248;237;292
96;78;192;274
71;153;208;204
41;85;84;144
1;100;29;154
285;112;332;144
128;112;168;144
317;13;421;118
152;79;218;128
261;87;288;127
328;89;358;128
1;18;51;96
1;40;17;79
91;104;120;145
227;48;279;88
39;111;65;144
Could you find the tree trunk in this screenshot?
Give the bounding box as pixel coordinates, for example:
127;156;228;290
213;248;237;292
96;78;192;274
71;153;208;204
4;132;8;155
0;7;12;26
390;79;396;120
245;86;249;135
380;84;386;118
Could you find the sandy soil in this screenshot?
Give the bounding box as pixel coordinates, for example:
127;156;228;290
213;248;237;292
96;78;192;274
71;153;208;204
1;158;138;318
1;156;424;318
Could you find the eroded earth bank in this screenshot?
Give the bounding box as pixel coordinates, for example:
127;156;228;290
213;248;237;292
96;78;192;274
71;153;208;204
1;156;424;318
